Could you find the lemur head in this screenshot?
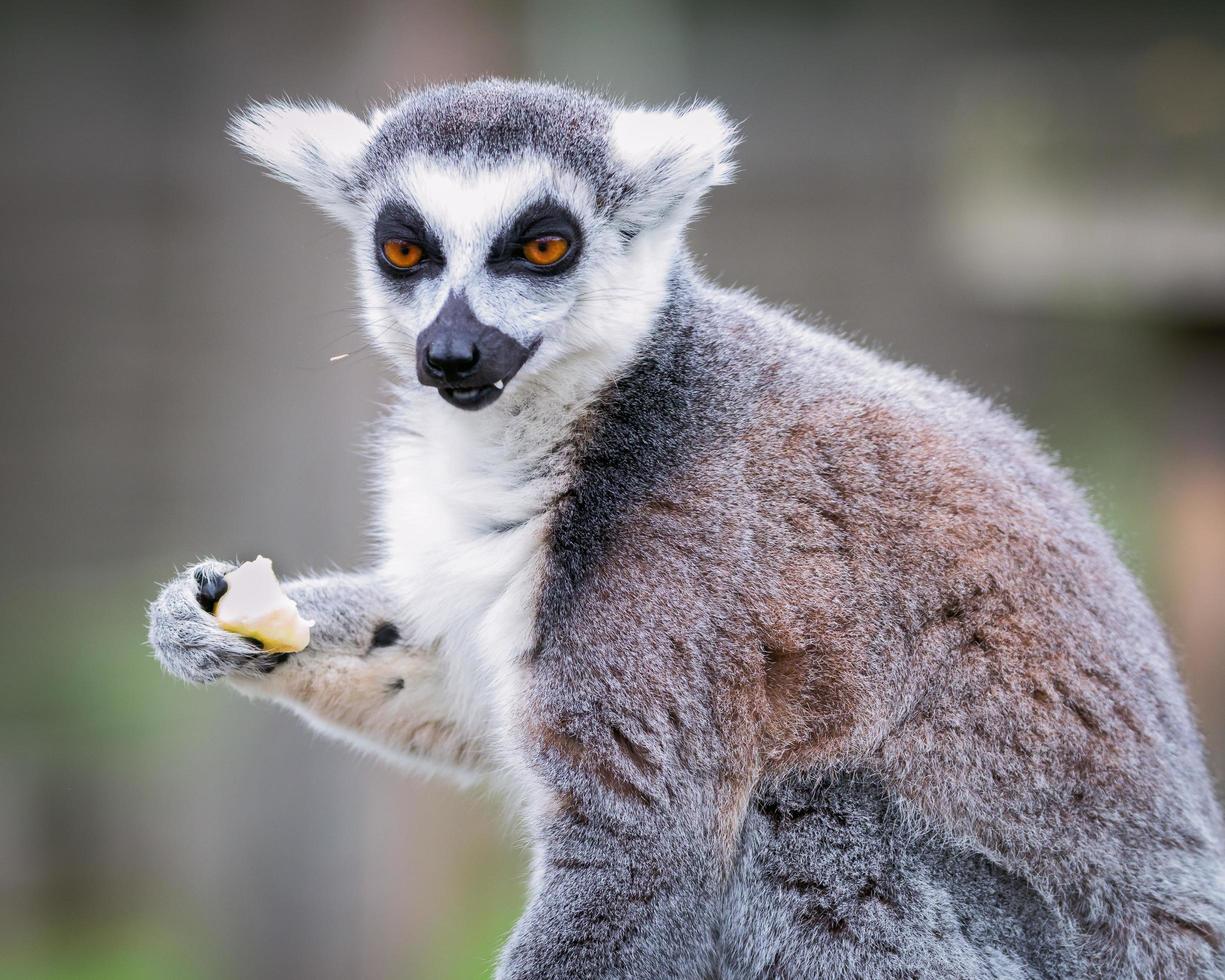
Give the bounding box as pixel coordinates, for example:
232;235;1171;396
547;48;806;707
231;80;736;410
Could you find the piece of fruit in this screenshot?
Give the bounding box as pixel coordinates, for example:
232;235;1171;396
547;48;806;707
213;556;313;654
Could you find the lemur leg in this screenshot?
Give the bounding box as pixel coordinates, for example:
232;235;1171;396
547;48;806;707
495;678;751;980
149;561;484;776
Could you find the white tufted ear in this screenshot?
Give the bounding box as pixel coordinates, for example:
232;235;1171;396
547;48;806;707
609;102;738;233
228;100;372;221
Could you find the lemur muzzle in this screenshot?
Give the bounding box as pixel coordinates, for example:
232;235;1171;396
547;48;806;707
416;292;536;411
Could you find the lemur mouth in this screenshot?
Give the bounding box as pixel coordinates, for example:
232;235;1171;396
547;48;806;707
438;380;506;411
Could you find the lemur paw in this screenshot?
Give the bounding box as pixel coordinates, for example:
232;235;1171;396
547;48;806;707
148;560;289;684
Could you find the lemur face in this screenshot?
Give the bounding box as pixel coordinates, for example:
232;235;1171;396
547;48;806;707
230;81;736;410
359;154;606;410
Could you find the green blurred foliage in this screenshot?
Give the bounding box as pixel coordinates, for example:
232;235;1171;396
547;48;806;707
0;925;205;980
0;572;211;759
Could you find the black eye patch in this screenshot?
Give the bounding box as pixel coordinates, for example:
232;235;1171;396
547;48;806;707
374;202;444;277
488;200;582;277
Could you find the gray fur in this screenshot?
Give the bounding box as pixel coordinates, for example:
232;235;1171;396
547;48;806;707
360;81;617;193
152;80;1225;978
506;280;1225;977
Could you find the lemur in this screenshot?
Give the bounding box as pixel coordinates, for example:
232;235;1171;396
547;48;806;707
148;80;1225;979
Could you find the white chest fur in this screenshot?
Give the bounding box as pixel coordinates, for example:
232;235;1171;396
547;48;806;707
378;387;566;734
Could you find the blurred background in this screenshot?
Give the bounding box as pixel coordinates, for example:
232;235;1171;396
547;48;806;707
2;1;1223;977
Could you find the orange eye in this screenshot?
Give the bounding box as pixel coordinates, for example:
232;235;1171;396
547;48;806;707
522;236;569;266
382;239;424;270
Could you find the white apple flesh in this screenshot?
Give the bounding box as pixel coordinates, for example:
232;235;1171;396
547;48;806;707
213;556;313;654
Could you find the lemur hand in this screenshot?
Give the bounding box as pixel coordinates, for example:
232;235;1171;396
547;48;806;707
148;560;291;683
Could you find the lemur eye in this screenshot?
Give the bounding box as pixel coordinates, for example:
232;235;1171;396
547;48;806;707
381;239;424;270
521;236;570;267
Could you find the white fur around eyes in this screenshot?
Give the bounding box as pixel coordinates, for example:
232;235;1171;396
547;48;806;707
401;157;550;255
350;157;603;359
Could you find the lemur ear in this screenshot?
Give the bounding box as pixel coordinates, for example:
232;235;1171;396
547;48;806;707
228;100;372;221
609;101;738;234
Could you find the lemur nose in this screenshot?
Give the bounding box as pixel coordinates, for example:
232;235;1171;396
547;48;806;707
416;291;536;410
424;339;480;377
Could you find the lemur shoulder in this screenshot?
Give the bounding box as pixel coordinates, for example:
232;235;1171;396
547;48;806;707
149;80;1225;979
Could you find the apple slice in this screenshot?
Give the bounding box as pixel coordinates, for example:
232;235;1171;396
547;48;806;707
213;556;313;654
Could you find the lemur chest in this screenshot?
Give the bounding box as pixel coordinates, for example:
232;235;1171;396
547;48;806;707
380;417;561;676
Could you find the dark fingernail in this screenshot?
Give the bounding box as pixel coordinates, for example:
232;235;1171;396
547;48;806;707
194;567;228;612
371;623;400;648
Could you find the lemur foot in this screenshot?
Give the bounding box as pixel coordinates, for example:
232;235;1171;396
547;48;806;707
148;560;290;683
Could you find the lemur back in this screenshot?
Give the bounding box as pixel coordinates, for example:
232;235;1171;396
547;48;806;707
523;278;1225;977
149;80;1225;979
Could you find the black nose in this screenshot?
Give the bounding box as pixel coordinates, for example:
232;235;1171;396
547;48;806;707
424;339;479;377
416;291;537;411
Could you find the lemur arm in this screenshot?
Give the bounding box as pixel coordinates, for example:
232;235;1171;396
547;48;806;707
233;572;487;776
149;562;485;777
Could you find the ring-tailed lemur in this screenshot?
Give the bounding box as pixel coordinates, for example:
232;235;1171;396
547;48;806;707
148;80;1225;978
